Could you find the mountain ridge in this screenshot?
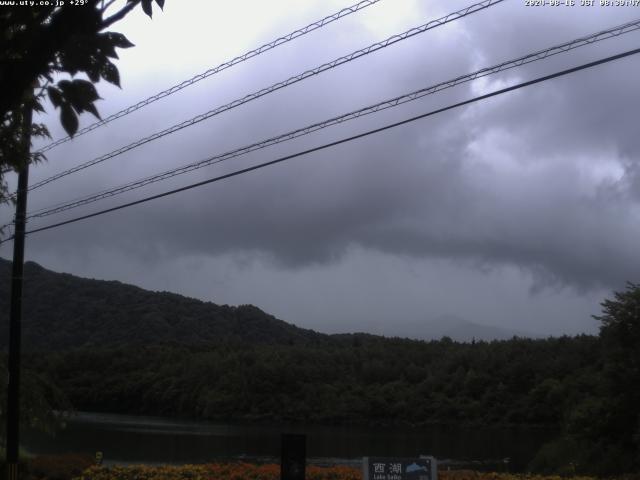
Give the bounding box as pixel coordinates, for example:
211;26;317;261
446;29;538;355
0;257;327;351
389;314;539;342
0;257;540;351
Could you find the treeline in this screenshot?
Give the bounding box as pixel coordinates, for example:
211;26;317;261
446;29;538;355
27;335;599;427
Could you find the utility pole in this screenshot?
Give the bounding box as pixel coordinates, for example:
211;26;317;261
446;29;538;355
6;102;32;480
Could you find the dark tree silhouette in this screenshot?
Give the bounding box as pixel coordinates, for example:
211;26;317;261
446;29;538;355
591;282;640;470
0;0;165;207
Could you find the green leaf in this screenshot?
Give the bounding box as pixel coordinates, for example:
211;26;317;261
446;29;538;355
106;32;135;49
60;104;78;137
31;98;45;113
84;102;101;120
58;80;92;112
100;61;120;87
47;87;63;108
59;80;101;119
71;79;100;103
85;60;101;83
57;79;72;91
141;0;153;18
97;33;119;59
31;123;51;140
57;38;91;76
31;151;47;165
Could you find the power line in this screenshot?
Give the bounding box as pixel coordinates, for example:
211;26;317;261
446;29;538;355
34;0;385;155
0;0;381;178
20;0;504;195
24;17;640;221
2;46;636;245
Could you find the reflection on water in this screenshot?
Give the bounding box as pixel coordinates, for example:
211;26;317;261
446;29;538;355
23;412;556;471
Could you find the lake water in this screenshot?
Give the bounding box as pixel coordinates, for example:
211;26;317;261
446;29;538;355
23;412;556;471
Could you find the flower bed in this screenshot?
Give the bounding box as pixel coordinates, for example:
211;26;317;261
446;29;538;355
71;464;606;480
73;463;360;480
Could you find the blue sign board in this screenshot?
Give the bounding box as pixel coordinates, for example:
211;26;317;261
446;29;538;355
363;457;437;480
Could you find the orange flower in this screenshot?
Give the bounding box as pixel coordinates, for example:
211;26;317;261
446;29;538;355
73;463;607;480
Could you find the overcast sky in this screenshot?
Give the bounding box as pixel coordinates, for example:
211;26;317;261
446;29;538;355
2;0;640;338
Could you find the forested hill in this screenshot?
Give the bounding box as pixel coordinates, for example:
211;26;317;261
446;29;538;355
0;258;326;350
3;258;639;473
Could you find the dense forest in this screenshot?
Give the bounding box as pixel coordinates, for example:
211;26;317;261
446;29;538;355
24;336;597;427
1;259;639;474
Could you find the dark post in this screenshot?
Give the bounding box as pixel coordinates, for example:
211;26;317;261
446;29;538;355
6;104;32;480
280;433;306;480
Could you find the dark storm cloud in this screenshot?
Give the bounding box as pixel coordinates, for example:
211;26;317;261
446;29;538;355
9;1;640;298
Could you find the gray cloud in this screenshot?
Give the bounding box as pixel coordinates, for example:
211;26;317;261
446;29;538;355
3;0;640;335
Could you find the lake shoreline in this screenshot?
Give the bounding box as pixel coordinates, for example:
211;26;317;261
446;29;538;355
23;411;557;473
60;409;561;432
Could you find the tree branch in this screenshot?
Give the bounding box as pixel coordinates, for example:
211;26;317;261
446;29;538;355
100;0;119;13
101;0;139;29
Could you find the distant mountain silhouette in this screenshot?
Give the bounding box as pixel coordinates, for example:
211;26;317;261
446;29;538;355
0;258;538;351
386;314;538;342
0;258;326;351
